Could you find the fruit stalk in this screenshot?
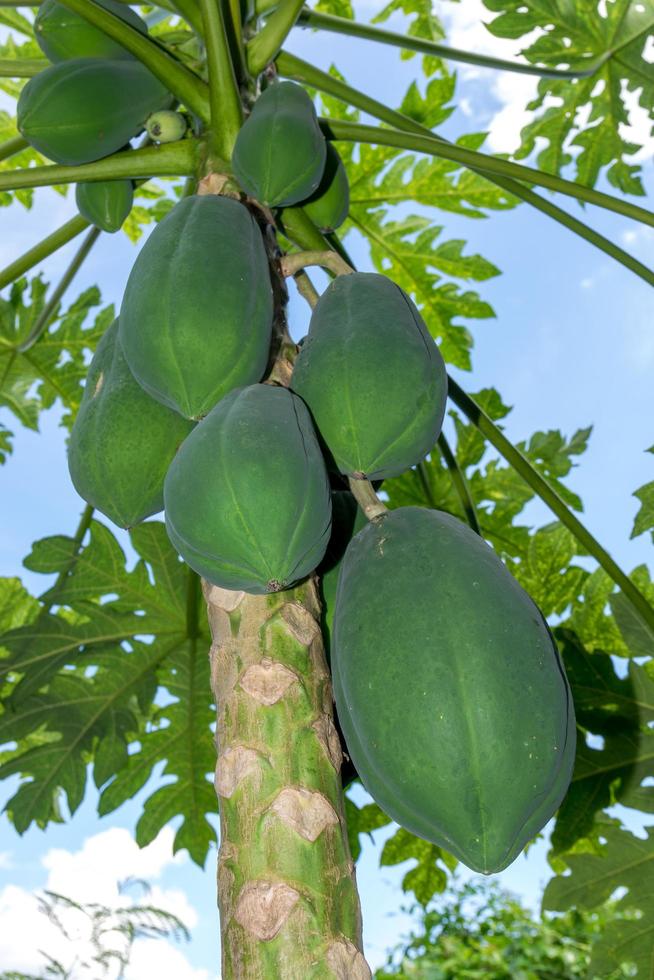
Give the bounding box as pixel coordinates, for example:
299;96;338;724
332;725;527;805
204;579;371;979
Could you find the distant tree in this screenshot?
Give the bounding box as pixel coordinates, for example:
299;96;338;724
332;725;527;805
376;877;634;980
0;881;190;980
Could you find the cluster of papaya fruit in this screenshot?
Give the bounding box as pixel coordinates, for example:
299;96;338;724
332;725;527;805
17;6;575;874
19;0;177;231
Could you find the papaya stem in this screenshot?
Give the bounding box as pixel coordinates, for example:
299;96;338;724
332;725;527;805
247;0;305;74
293;269;320;309
277;53;654;286
199;0;243;159
40;504;94;608
280;249;353;278
347;477;388;521
204;580;371;979
0;134;28;163
0;57;46;77
436;433;481;535
17;226;101;353
296;8;606;80
278;206;332;252
57;0;210;122
447;376;654;634
322;119;654;231
0;214;90;293
0;141;200;194
171;0;205;33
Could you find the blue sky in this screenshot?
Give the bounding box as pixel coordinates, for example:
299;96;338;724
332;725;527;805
1;1;653;976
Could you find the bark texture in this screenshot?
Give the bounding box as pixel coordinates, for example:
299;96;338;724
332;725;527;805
205;577;371;979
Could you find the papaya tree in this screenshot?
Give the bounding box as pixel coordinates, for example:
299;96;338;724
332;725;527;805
0;0;653;978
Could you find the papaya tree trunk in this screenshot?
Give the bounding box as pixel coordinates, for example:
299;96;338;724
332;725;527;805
204;578;371;978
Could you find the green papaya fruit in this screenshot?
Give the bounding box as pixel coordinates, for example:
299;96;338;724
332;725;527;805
164;384;332;594
17;58;171;166
318;492;366;655
303;143;349;233
76;178;133;233
34;0;147;63
291;272;447;480
331;507;576;874
68;320;194;529
232;81;327;207
119;195;274;420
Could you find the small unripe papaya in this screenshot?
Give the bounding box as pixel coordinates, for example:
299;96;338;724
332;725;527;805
76;179;133;233
303;143;349;232
332;507;576;874
232;81;327;207
145;110;188;144
164;385;332;594
67;320;194;529
17;58;172;166
34;0;147;63
119;195;274;420
291;272;447;480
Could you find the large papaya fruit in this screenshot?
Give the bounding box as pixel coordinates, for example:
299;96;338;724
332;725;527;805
164;384;332;594
232;81;327;207
34;0;147;63
76;178;133;233
303;143;349;233
17;58;171;165
68;320;193;529
331;507;576;874
291;272;447;480
119;195;274;420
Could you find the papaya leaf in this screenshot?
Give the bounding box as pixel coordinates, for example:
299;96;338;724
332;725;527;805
0;111;51;210
344;796;391;861
0;519;217;863
543;820;654;979
381;827;457;906
0;421;13;463
631;449;654;542
0;278;111;434
482;0;654;192
551;630;654;854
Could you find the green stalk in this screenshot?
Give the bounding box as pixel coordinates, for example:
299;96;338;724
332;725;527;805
436;433;481;535
247;0;305;74
323;119;654;230
0;57;46;76
204;579;371;979
446;376;654;633
0;215;90;292
297;8;604;80
278;206;331;252
58;0;210;122
0;141;199;194
277;52;654;287
40;504;94;608
172;0;204;33
199;0;243;159
18;226;101;352
0;135;28;162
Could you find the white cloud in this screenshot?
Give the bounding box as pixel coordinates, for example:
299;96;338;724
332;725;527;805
0;828;210;979
0;850;13;869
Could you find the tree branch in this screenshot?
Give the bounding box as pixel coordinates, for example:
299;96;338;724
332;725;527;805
247;0;305;74
297;8;606;80
322;119;654;230
277;53;654;287
0;141;199;194
199;0;243;159
18;226;102;352
0;214;90;292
